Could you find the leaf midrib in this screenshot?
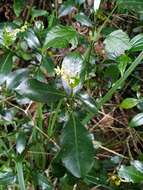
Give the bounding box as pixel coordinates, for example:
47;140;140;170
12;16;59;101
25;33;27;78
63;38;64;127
72;114;81;176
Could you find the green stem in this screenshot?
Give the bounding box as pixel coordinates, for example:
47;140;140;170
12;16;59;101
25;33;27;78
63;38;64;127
48;99;63;136
16;161;26;190
82;51;143;125
96;3;118;41
97;51;143;108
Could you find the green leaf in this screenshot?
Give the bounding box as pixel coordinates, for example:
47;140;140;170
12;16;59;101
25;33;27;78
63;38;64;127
31;8;48;20
131;160;143;173
120;98;138;109
0;52;13;85
60;114;94;178
13;0;26;17
15;79;65;103
44;25;78;49
6;68;29;89
40;56;54;75
104;65;119;82
118;165;143;183
117;0;143;13
24;29;40;49
60;174;79;190
129;113;143;128
59;2;76;17
117;54;131;76
77;93;98;113
33;172;53;190
16;132;26;154
130;34;143;52
104;30;131;59
75;13;92;27
0;167;16;185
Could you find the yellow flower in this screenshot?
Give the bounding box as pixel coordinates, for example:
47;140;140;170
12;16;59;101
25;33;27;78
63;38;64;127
54;66;64;75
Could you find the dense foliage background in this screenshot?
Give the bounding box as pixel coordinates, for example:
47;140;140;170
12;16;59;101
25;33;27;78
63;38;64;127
1;0;143;189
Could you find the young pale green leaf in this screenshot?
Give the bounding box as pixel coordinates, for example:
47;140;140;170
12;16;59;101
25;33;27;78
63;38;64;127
61;52;83;95
60;114;94;178
129;113;143;128
130;34;143;52
118;165;143;183
117;0;143;13
6;68;29;90
15;79;65;104
117;54;131;76
13;0;26;17
0;167;16;185
75;13;92;27
0;52;13;85
44;25;78;49
94;0;101;13
131;160;143;174
104;30;131;59
16;132;26;154
120;98;138;109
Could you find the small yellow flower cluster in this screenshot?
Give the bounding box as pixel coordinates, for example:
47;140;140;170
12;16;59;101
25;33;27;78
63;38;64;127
5;24;28;38
3;24;28;47
55;66;80;88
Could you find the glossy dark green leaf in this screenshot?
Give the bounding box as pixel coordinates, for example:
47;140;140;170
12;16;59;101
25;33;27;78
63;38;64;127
104;65;120;82
44;25;78;49
6;68;29;89
131;160;143;173
104;30;131;59
77;93;98;113
75;13;92;27
129;113;143;128
15;79;65;103
24;29;40;49
118;165;143;183
13;0;26;17
60;174;77;190
40;56;54;75
0;167;16;185
0;52;13;85
16;132;26;154
120;98;138;109
33;172;53;190
130;34;143;52
60;114;94;178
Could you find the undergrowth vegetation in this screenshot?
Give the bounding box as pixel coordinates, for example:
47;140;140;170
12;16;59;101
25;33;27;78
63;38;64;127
1;0;143;189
